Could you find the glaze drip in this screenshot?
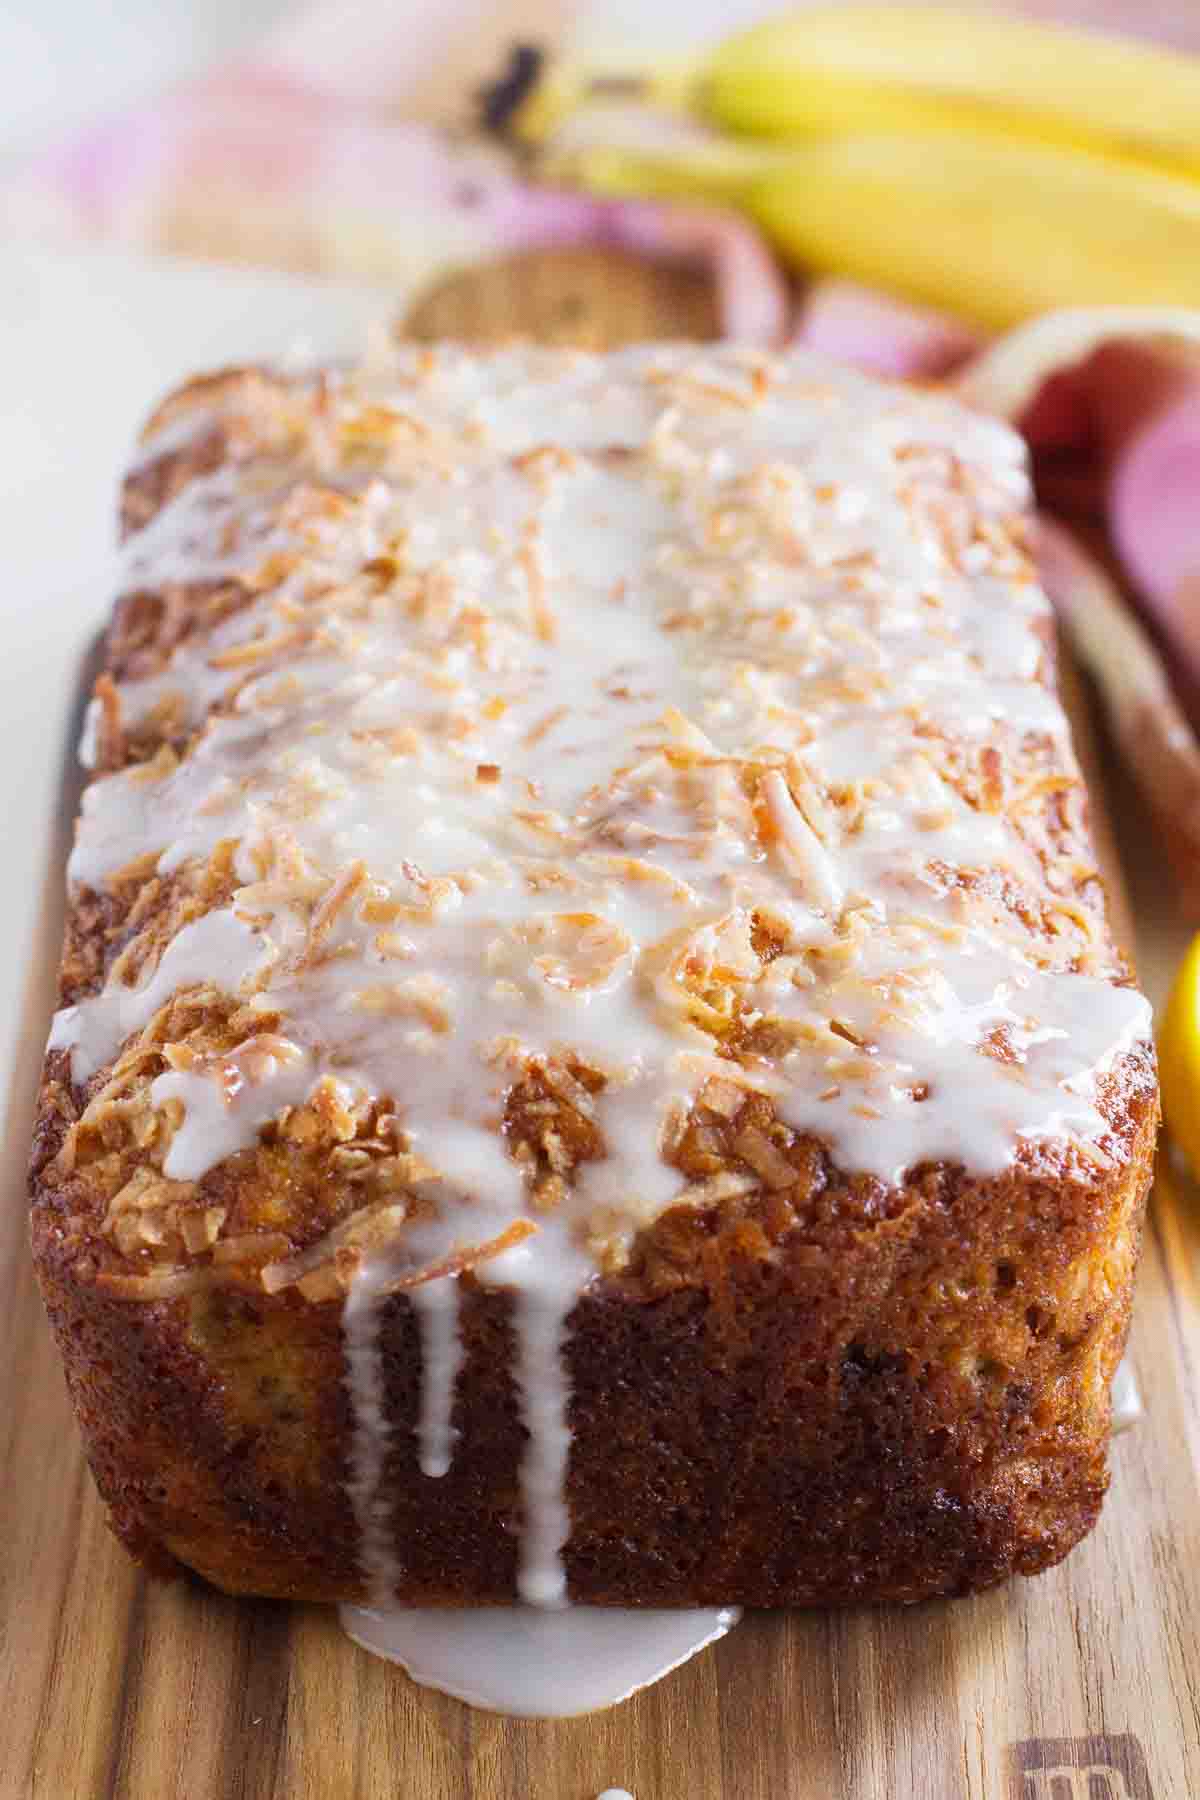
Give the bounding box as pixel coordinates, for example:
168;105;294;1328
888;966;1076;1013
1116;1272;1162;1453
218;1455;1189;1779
338;1601;741;1715
410;1277;463;1480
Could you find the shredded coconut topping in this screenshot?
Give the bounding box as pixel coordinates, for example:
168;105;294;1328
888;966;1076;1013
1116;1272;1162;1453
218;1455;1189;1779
59;341;1148;1202
50;341;1152;1606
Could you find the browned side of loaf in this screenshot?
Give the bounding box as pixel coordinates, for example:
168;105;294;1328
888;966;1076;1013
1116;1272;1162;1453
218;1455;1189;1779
28;368;1158;1606
32;1097;1154;1604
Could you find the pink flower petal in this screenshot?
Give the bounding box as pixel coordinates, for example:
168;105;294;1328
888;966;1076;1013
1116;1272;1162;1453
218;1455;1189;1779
791;279;982;380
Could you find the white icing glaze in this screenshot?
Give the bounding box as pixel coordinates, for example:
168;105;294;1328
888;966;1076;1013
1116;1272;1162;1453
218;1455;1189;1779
51;342;1154;1645
49;908;269;1082
410;1276;463;1479
337;1602;740;1715
78;695;101;771
1111;1356;1143;1435
501;1228;592;1608
151;1035;318;1181
342;1249;402;1593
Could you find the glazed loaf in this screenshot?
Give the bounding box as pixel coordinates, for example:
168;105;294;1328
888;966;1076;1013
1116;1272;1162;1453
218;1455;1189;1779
31;343;1156;1607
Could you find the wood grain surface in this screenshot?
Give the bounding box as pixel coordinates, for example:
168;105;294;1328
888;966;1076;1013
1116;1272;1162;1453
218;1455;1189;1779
4;253;1199;1800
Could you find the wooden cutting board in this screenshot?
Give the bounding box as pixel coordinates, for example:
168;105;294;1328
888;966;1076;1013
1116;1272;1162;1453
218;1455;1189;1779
5;251;1199;1800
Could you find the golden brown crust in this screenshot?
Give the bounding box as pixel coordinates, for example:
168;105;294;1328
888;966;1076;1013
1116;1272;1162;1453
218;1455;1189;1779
33;1071;1153;1602
28;362;1159;1606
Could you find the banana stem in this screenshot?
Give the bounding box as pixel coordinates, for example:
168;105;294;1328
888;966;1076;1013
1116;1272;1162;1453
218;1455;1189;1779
482;46;702;145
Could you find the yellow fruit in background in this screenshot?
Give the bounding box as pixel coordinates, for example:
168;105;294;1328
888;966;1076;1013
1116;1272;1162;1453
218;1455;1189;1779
498;5;1200;176
562;131;1200;331
746;133;1200;330
703;6;1200;171
1158;932;1200;1176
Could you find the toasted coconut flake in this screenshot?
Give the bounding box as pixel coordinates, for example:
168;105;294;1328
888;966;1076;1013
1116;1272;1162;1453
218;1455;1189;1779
297;860;367;967
675;1170;760;1207
378;1218;539;1294
260;1201;410;1294
522;706;568;747
513;444;577;483
207;627;311;670
353;975;452;1032
661;706;718;755
92;673;125;771
212;1230;292;1266
520;534;556;644
518;911;634;995
699;1077;751;1119
93;1265;209;1299
761;769;843;915
649;370;755;411
733;1125;797;1191
105;850;164;890
296;1263;348;1303
179;1205;227;1253
540;1059;598;1117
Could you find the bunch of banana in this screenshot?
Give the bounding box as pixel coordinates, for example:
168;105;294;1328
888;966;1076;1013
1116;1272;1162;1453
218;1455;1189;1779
554;128;1200;329
487;6;1200;326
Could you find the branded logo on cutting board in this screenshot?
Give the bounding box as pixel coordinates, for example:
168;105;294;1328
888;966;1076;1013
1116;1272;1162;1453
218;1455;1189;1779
1008;1734;1154;1799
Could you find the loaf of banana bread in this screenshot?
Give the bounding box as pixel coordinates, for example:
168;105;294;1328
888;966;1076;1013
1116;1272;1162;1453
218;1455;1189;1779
31;342;1156;1607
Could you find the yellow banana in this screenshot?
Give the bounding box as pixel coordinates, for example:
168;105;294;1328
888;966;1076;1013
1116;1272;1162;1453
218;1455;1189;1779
557;132;1200;330
496;5;1200;176
1159;932;1200;1176
704;6;1200;167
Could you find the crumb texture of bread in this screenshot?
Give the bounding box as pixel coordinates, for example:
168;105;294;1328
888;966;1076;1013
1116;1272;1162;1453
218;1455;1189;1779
31;344;1157;1606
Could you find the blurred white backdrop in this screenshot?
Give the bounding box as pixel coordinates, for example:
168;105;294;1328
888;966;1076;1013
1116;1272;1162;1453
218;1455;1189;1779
0;0;290;152
7;0;1197;163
